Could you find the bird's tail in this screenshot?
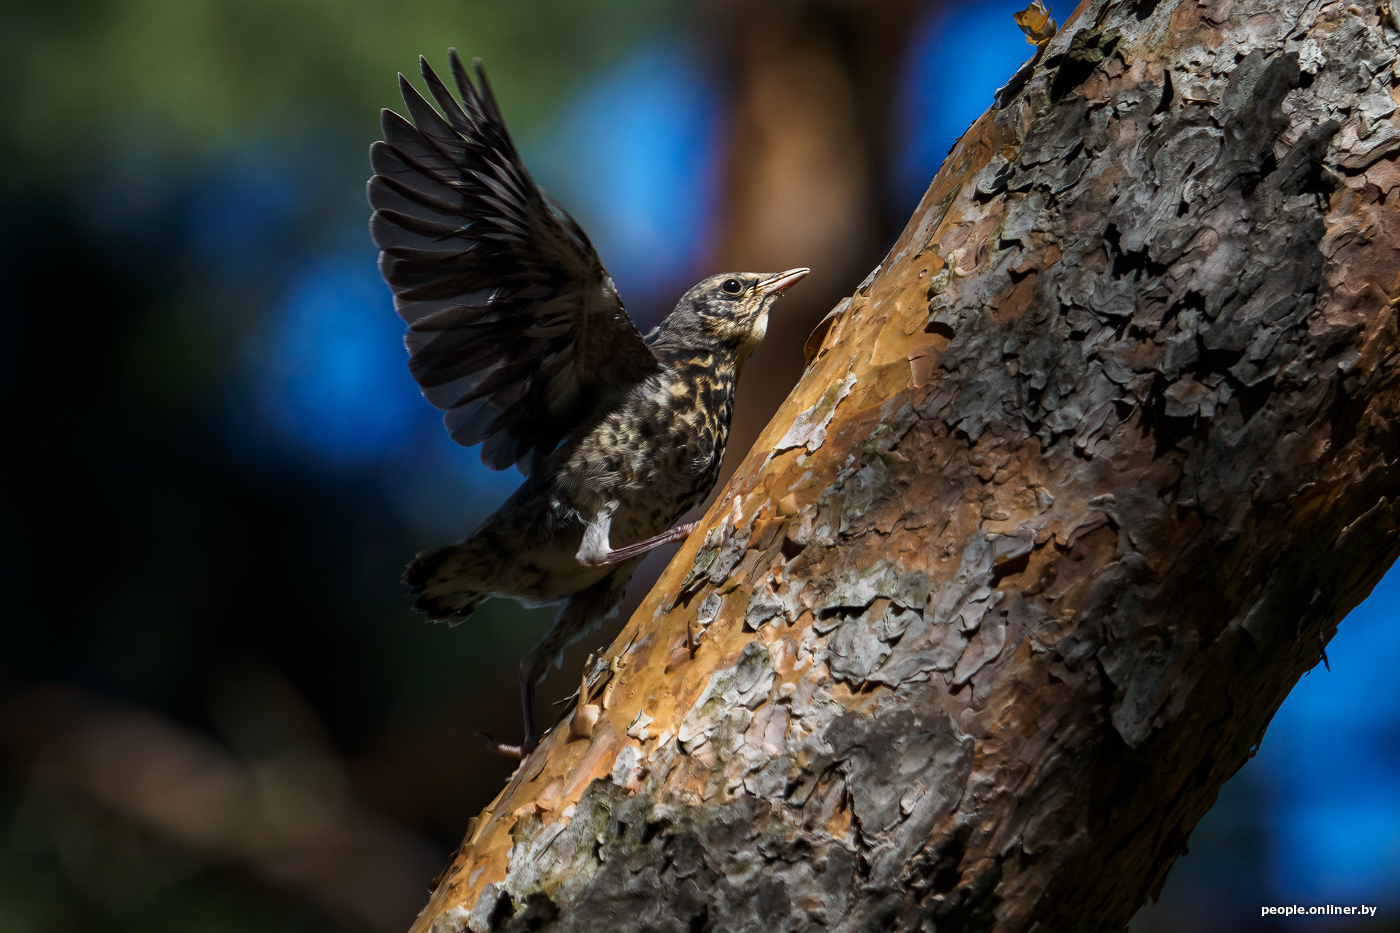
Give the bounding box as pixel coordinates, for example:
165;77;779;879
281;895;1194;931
403;545;486;626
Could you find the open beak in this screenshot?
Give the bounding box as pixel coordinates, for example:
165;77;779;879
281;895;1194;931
759;267;810;296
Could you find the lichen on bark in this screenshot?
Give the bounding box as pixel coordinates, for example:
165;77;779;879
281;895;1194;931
410;0;1400;929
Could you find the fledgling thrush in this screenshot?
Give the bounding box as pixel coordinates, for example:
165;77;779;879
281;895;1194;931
368;51;808;755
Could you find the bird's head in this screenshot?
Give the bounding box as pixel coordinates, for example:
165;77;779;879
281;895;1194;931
664;268;810;367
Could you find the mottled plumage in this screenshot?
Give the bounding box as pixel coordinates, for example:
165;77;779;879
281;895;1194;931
370;51;807;754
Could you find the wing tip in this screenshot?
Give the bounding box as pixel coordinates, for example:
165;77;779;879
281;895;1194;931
419;54;441;87
448;49;474;93
473;59;495;103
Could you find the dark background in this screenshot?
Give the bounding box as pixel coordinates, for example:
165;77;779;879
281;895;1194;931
0;1;1395;930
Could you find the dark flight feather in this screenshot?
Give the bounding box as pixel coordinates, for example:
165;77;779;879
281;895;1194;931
369;51;659;473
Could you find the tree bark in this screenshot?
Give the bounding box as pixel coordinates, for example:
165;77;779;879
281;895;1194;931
411;0;1400;929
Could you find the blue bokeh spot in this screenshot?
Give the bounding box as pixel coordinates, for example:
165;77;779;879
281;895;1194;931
532;42;724;319
186;152;305;279
256;252;425;468
891;0;1039;212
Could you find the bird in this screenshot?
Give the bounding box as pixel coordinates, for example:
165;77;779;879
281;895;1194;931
368;50;808;756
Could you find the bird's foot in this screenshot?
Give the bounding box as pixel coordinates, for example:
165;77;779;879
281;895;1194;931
477;732;537;760
578;521;698;567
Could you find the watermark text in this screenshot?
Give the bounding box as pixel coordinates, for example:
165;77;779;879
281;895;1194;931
1262;905;1378;918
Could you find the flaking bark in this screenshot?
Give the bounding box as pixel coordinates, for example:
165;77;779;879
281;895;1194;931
411;0;1400;929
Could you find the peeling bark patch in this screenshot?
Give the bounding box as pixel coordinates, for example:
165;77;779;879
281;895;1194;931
772;373;857;455
827;601;922;684
677;642;776;751
821;560;929;615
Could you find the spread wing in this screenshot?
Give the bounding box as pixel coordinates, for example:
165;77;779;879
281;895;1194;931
368;51;659;473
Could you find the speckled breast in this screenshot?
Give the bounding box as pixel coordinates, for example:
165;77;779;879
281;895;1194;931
578;363;738;543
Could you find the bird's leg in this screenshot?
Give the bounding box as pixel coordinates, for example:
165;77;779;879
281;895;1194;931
518;654;541;753
577;501;697;567
485;574;627;759
479;660;536;759
589;522;698;565
481;650;551;760
576;501;620;568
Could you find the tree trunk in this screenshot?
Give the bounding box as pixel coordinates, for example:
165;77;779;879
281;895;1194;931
411;0;1400;929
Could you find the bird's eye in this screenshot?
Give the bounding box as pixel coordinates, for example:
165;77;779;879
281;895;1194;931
721;278;744;295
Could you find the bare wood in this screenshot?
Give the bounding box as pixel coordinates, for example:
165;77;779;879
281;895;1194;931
411;0;1400;929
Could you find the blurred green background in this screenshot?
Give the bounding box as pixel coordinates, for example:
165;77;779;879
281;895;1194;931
0;2;1396;931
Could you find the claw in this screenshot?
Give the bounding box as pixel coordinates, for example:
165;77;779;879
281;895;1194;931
477;731;529;760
